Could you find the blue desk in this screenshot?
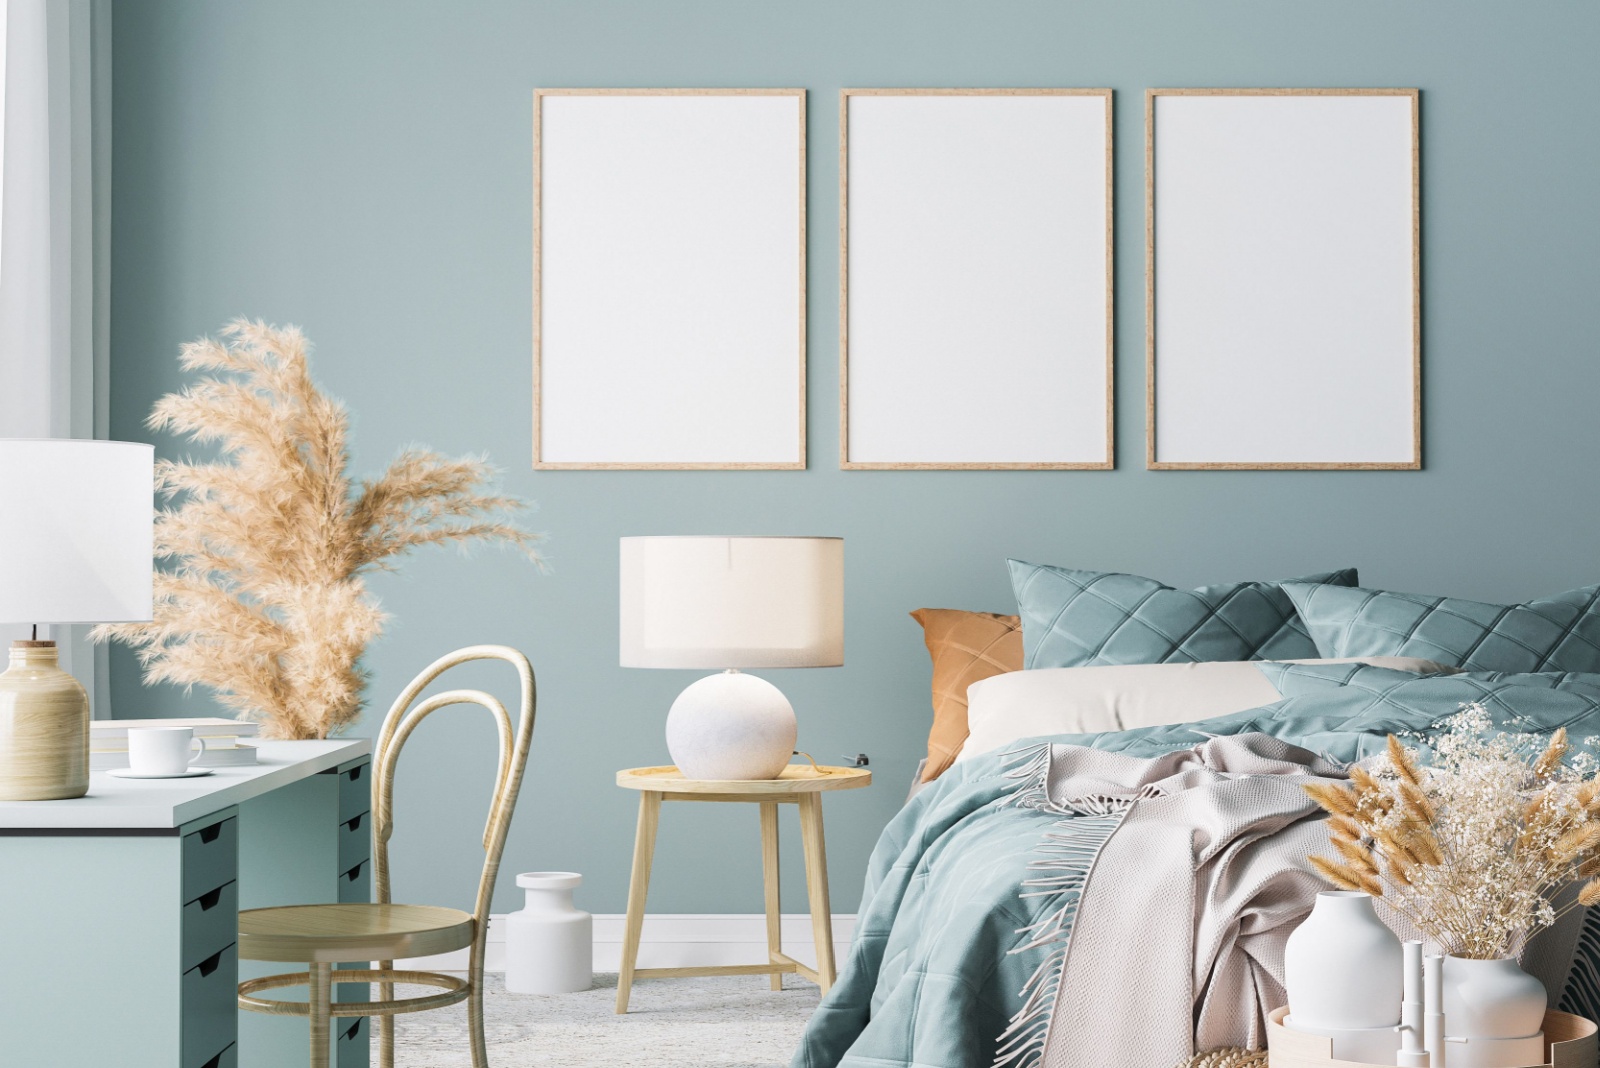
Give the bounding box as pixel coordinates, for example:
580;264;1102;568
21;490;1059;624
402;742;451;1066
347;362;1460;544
0;740;372;1068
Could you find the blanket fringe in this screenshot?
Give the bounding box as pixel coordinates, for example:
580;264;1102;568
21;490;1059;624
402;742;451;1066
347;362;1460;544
990;813;1125;1068
990;751;1129;1068
1002;743;1056;812
1002;740;1172;817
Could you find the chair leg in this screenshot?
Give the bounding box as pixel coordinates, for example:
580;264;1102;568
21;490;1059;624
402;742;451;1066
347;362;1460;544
469;969;488;1068
308;961;332;1068
378;961;395;1068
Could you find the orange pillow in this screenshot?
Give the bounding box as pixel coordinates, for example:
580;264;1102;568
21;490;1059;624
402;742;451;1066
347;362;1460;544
910;609;1024;782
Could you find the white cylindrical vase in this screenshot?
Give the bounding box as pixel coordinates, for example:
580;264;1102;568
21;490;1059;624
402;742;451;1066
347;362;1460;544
504;872;592;995
1284;891;1403;1030
665;670;796;780
1441;955;1547;1067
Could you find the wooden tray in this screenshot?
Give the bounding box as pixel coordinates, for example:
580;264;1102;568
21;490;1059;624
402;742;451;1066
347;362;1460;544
1266;1006;1598;1068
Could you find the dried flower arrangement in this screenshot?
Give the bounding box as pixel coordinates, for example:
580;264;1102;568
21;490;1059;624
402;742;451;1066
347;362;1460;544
1305;704;1600;960
94;320;541;740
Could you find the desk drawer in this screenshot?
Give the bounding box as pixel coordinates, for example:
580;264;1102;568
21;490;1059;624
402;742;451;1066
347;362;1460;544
337;761;371;823
181;943;237;1068
336;1016;369;1067
194;1043;236;1068
339;858;370;901
338;811;372;871
180;880;238;973
181;817;238;903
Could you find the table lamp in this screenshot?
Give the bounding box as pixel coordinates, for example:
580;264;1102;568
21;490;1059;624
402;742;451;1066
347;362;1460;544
0;440;154;800
620;536;843;780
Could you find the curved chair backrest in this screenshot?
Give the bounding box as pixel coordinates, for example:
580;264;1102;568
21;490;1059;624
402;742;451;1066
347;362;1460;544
370;645;537;962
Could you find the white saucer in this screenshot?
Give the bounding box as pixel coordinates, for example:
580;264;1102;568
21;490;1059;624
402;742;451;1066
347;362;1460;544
107;767;215;780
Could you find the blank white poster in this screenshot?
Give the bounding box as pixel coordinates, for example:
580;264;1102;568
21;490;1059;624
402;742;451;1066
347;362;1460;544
842;91;1112;469
1149;91;1419;469
536;90;805;468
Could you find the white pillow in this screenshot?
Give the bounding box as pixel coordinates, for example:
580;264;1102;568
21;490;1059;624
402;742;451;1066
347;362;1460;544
956;656;1453;765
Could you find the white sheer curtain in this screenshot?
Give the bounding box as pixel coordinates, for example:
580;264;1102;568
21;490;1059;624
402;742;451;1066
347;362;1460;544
0;0;113;712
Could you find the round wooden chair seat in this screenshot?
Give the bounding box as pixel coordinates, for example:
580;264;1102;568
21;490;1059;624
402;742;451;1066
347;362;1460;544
239;902;475;963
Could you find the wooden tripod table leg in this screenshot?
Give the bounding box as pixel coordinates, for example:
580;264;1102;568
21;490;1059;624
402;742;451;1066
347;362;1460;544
616;790;662;1013
760;802;783;990
797;792;836;993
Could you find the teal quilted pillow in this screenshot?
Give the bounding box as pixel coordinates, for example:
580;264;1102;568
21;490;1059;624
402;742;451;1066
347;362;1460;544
1008;561;1358;669
1282;582;1600;673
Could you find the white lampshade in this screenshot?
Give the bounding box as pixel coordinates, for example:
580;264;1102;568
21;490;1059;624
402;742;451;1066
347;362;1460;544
0;439;154;624
620;536;843;669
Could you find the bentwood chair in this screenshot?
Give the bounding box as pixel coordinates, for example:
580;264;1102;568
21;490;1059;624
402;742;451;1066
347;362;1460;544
237;645;537;1068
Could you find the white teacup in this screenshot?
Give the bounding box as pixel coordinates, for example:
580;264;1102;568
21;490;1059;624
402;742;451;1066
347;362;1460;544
126;726;209;776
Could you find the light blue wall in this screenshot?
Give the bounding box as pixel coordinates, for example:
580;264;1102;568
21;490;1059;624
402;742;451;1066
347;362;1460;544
110;0;1600;915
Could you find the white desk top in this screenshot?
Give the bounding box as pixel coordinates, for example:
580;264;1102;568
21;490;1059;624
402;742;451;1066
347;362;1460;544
0;739;372;830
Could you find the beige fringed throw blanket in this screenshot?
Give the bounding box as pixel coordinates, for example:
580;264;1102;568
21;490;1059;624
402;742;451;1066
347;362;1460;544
1003;734;1347;1068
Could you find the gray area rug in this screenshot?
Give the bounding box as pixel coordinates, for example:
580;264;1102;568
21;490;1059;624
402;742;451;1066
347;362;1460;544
392;973;819;1068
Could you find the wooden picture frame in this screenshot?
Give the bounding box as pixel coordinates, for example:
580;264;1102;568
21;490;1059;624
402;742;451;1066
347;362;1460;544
533;88;807;470
1146;88;1421;470
839;88;1115;470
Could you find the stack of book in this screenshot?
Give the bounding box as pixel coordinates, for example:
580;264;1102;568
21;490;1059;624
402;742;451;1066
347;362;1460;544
90;718;261;771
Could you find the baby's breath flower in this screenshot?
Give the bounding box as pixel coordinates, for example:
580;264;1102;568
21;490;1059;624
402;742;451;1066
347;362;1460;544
1304;704;1600;959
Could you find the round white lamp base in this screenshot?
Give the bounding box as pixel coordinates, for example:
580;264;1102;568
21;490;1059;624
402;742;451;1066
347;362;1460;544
665;670;797;780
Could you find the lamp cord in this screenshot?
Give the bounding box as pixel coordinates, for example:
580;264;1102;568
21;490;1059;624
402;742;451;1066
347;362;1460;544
793;750;824;774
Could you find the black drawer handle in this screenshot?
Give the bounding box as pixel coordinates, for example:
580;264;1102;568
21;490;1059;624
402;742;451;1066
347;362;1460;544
198;822;224;844
345;862;366;882
347;765;364;782
200;1050;226;1068
196;949;225;977
197;885;224;911
342;1019;362;1040
345;813;364;832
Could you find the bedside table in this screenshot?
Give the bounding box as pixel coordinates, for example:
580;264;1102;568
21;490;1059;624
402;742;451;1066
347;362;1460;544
612;763;871;1013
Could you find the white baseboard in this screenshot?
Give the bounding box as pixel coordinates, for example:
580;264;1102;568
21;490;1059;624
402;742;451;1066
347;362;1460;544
396;913;856;973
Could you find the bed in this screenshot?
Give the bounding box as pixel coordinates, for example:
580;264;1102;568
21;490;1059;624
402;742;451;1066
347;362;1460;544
792;563;1600;1068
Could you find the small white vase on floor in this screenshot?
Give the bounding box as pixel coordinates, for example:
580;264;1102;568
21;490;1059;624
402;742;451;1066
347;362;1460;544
504;872;593;995
1283;891;1403;1030
1441;955;1547;1067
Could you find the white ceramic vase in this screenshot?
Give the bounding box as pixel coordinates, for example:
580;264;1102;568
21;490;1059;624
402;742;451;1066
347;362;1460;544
665;670;796;780
504;872;593;995
1441;955;1547;1065
1284;891;1403;1030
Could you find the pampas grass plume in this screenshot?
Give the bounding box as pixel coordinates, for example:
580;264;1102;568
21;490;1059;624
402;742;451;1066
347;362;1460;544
94;320;542;739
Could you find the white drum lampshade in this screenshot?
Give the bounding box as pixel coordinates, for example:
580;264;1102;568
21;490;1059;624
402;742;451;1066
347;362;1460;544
620;536;843;780
0;440;155;800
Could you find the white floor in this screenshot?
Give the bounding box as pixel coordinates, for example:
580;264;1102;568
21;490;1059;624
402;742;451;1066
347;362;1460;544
392;972;820;1068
